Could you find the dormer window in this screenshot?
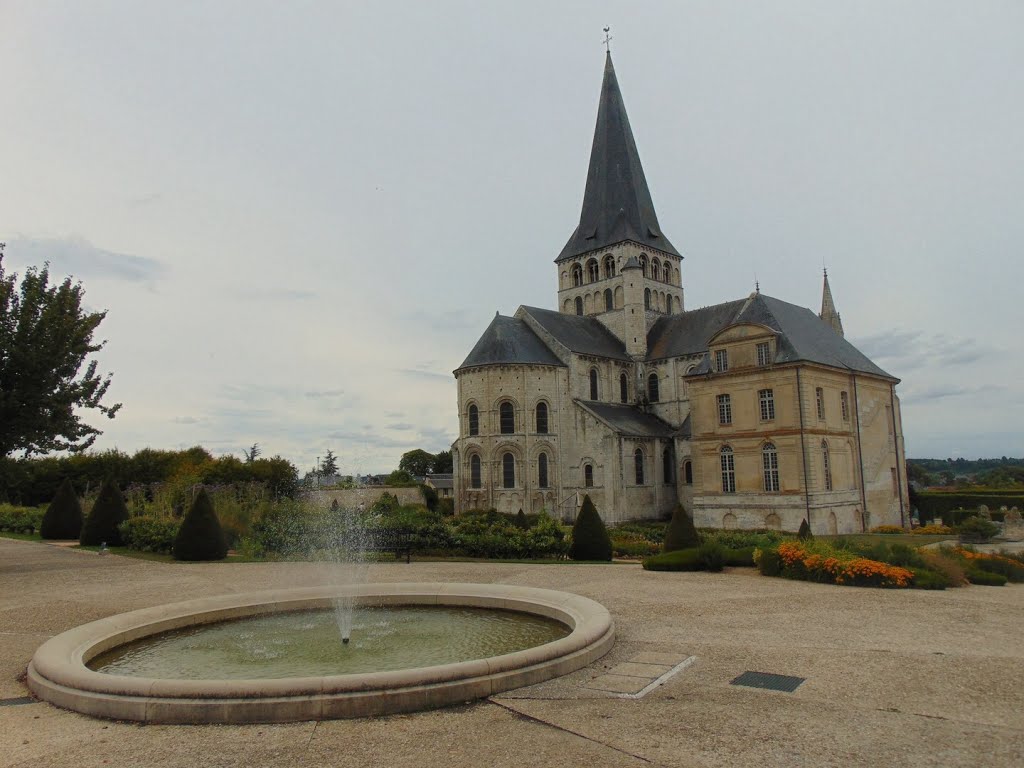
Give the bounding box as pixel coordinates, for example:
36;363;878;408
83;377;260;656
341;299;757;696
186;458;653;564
715;349;729;372
756;342;771;367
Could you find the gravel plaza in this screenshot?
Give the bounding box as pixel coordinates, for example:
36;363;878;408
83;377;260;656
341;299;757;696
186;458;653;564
1;537;1022;768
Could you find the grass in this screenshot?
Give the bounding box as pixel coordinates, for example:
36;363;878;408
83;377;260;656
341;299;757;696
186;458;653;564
821;534;953;548
0;530;43;542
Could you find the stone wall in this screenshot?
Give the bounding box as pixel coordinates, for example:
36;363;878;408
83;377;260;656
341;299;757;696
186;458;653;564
304;486;423;509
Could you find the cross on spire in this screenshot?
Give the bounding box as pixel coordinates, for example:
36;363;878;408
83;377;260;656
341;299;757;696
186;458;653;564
603;26;612;52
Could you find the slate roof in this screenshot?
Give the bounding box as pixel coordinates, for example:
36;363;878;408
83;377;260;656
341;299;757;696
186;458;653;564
577;401;676;439
425;474;453;490
557;52;680;262
456;314;564;371
521;306;631;361
650;292;894;379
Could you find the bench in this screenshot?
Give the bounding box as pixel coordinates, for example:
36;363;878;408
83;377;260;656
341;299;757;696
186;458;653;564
361;532;414;563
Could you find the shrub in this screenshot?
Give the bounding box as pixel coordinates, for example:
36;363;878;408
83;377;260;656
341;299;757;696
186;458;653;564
797;519;813;540
40;478;84;539
776;540;913;588
870;525;906;534
696;541;726;571
0;504;44;534
173;488;228;561
80;478;130;546
643;547;702;571
966;569;1007;587
918;550;967;586
724;546;755;567
754;546;782;576
568;495;612;561
910;568;949;590
119;516;180;553
913;523;955;535
956;517;999;543
610;531;660;558
514;510;529;530
437;498;454;516
663;504;700;552
954;548;1024;582
705;529;785;550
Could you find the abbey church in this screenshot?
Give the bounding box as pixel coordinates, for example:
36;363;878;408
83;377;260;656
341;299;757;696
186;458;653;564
451;53;909;534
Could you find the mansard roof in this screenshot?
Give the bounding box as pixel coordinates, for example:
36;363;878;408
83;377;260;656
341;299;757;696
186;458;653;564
456;314;564;371
577;401;676;439
520;306;631;361
557;52;680;263
649;293;895;380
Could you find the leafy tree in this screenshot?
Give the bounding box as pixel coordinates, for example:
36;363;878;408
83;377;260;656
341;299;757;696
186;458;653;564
80;477;129;546
40;477;83;539
432;450;453;473
386;469;414;486
663;503;700;552
242;443;261;463
568;494;612;561
319;450;338;476
0;244;121;458
399;449;435;477
172;488;227;561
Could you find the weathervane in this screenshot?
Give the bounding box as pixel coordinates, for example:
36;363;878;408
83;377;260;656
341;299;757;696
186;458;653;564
603;26;612;52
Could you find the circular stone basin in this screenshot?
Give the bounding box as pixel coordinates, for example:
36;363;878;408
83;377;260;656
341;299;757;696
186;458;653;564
28;583;614;724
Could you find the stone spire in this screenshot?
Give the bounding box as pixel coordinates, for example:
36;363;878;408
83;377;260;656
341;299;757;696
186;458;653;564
556;52;679;263
819;269;844;337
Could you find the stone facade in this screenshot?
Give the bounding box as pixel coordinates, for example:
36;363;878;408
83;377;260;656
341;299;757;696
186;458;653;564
451;53;909;533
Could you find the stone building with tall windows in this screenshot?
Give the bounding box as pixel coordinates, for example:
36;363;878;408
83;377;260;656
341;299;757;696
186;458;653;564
451;53;909;534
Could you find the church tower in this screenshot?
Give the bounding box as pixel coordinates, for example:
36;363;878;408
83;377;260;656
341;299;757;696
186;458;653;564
554;52;684;358
820;269;844;337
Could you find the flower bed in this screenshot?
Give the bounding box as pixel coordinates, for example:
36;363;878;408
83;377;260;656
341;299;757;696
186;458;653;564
768;541;913;588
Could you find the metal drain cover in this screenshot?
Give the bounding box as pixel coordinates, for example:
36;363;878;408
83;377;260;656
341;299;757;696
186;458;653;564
730;671;805;692
0;697;35;707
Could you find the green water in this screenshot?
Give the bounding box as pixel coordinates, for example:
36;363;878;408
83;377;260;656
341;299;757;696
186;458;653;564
88;606;570;680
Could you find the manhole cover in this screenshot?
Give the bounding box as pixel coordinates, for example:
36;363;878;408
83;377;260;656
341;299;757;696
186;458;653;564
0;697;35;707
730;671;804;692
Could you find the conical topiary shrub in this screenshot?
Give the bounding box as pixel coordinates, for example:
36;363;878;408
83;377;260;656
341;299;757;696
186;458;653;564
514;509;529;530
80;478;129;546
40;478;84;540
797;519;813;540
173;488;228;561
663;503;700;552
568;494;612;561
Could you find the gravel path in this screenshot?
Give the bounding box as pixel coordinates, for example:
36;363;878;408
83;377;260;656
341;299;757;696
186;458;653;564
1;537;1022;767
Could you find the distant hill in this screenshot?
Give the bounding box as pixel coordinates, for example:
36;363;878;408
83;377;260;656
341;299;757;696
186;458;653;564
908;457;1024;488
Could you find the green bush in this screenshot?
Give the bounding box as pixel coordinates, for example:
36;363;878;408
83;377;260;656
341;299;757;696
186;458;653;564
643;547;702;571
80;478;130;546
756;546;782;576
568;495;612;561
724;546;755;567
663;504;700;552
797;519;812;540
964;554;1024;583
956;517;999;543
703;529;785;549
514;509;529;530
643;545;751;571
173;488;228;561
40;478;84;539
697;541;726;571
609;531;660;558
966;569;1007;587
0;504;44;533
914;492;1024;522
119;516;180;553
437;497;454;516
910;568;949;590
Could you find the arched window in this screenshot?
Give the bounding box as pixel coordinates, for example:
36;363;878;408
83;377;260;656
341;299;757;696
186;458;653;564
499;401;514;434
502;452;515;488
648;373;659;402
538;452;549;488
604;288;613;311
762;442;780;492
822;440;833;491
470;455;481;488
589;369;598;400
574;296;583;316
634;449;645;484
619;372;628;403
720;446;736;493
639;254;648;277
535;402;548;434
584;463;594;487
644;288;651;309
603;254;615;279
572;264;583;287
663;447;673;484
587;259;599;282
468;404;479;436
652;259;661;281
683;459;693;485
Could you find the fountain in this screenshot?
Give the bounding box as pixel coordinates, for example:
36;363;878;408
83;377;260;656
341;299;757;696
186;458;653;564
28;497;614;723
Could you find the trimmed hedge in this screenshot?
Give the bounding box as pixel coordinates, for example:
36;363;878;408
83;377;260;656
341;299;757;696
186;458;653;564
663;504;700;552
915;492;1024;522
568;495;612;561
643;545;753;572
120;516;180;553
966;569;1007;587
80;478;129;546
40;478;83;539
173;488;228;561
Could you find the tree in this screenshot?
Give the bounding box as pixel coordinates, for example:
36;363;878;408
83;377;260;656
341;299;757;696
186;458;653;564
79;477;129;546
663;504;700;552
242;443;261;463
399;449;435;477
432;450;453;474
568;494;612;561
319;450;338;476
40;477;83;539
173;488;227;561
0;244;121;458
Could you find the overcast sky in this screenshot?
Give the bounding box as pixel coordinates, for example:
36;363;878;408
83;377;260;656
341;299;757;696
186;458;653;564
2;1;1022;473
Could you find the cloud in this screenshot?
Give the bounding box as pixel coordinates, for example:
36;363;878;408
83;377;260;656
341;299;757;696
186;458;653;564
4;236;164;282
231;286;317;302
851;329;992;371
396;362;452;382
305;388;346;399
900;383;1006;405
171;415;203;424
388;422;415;431
403;309;480;332
128;192;162;207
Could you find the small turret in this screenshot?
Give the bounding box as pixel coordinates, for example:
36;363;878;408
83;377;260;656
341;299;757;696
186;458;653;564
819;269;844;337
